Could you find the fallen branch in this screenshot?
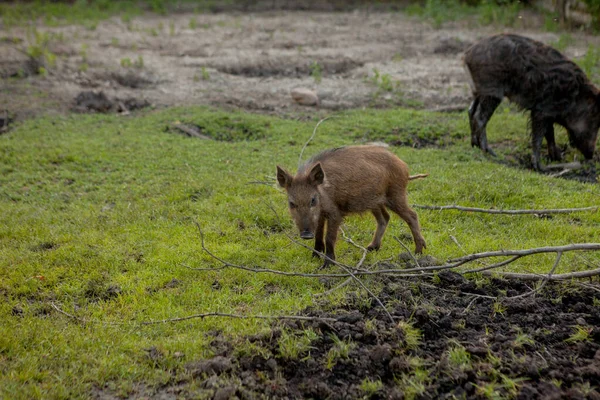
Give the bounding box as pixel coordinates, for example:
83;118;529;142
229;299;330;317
451;243;600;264
486;267;600;281
413;204;599;215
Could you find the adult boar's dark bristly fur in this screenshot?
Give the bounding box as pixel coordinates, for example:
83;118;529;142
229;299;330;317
463;33;600;170
277;145;426;268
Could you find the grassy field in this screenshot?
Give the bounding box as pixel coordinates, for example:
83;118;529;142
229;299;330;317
1;105;599;398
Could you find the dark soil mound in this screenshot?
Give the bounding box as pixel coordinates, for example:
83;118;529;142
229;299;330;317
188;273;600;399
72;91;150;114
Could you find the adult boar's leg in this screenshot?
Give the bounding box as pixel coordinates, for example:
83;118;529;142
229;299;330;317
531;112;551;171
469;95;501;156
543;121;562;161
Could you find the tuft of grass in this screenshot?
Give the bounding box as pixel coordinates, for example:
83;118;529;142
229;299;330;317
309;61;322;84
360;378;384;397
550;33;574;52
278;329;318;360
513;328;535;349
447;342;472;371
406;0;523;29
565;326;592;343
398;320;422;350
325;334;356;370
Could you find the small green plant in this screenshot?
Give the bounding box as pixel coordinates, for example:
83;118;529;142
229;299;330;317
392;53;403;62
551;33;574;52
398;320;421;350
149;28;158;37
232;339;272;359
309;61;322;84
79;43;88;62
487;350;502;368
475;381;502;400
551;379;563;388
120;58;132;68
134;56;144;69
565;325;592;343
169;21;176;36
201;67;210;80
24;28;59;74
189;18;198;29
79;63;89;72
447;342;472;371
111;37;119;46
513;329;534;349
325;335;356;370
278;329;318;360
500;374;527;398
492;301;506;317
360;378;383;397
364;318;377;335
396;367;430;400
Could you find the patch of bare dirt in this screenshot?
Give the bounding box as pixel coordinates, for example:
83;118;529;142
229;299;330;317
3;9;600;121
93;272;600;399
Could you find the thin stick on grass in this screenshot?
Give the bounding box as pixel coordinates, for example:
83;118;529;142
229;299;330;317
394;236;420;269
140;312;337;325
413;204;599;215
298;116;332;167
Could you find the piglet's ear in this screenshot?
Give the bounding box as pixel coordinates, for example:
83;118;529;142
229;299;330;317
308;163;325;186
276;166;292;189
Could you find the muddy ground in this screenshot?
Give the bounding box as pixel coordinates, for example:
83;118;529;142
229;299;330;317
95;270;600;399
3;7;600;121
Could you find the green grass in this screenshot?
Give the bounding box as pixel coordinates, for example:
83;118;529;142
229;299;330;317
406;0;523;29
0;0;236;28
1;105;599;398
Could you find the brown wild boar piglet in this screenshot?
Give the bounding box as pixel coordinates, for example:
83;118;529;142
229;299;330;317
463;33;600;170
277;145;427;267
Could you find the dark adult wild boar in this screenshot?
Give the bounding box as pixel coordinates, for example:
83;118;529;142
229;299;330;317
276;145;427;267
463;33;600;170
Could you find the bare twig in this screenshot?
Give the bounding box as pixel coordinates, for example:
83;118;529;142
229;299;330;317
506;251;562;299
51;302;122;326
394;236;420;269
413;204;598;215
463;255;523;274
141;312;337;325
340;227;368;271
298;117;332;167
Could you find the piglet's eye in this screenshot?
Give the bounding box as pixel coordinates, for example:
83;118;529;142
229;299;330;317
310;196;317;207
289;201;297;209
